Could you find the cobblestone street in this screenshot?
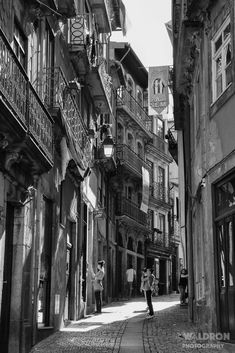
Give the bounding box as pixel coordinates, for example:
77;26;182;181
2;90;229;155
29;294;233;353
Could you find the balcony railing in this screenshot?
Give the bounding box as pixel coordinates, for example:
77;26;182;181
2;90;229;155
42;67;91;164
69;14;91;47
28;84;53;161
0;28;53;164
116;196;147;226
116;144;150;176
150;232;174;252
149;182;169;204
151;132;169;155
117;87;152;133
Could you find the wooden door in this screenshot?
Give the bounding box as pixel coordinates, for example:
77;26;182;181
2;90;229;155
216;216;235;339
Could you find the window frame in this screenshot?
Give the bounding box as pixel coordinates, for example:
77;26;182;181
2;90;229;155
211;16;232;103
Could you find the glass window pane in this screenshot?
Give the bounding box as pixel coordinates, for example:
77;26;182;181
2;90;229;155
228;221;234;286
216;75;222;97
226;43;232;65
226;63;232;87
218;224;226;288
216;55;222;75
223;23;231;40
215;35;222;52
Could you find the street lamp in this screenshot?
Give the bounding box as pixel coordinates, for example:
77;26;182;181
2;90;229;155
101;124;114;158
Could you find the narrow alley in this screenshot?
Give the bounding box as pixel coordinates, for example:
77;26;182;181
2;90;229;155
29;294;232;353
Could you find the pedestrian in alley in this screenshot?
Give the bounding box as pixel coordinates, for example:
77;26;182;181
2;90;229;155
126;264;136;299
142;268;154;318
91;260;105;314
178;268;188;305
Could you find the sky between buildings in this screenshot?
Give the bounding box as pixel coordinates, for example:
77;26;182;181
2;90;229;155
111;0;173;69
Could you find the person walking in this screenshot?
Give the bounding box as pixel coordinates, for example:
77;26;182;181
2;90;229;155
142;268;154;318
91;260;105;314
179;268;188;305
126;264;136;299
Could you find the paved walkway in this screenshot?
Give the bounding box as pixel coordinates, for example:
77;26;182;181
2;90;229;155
30;294;234;353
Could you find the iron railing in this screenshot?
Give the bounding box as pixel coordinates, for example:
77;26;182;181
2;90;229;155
116;144;150;176
151;132;169;154
116;196;147;226
117;87;152;133
69;14;91;46
149;181;170;204
43;67;91;164
151;232;175;252
0;28;53;163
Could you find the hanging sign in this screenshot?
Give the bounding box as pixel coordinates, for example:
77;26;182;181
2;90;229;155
149;66;169;114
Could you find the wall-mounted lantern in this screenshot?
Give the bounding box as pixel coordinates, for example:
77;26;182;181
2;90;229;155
100;124;114;158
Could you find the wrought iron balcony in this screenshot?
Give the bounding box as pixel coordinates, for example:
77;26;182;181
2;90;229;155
42;67;91;166
0;28;53;166
116;196;147;226
151;132;169;155
148;232;174;253
87;58;112;114
57;0;77;18
149;182;170;205
116;144;150;177
117;87;152;135
89;0;112;33
68;14;94;73
169;215;181;243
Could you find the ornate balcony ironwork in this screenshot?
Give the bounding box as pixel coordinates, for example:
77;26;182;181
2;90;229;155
151;132;169;155
0;31;27;126
117;87;152;134
116;144;150;177
116;196;147;226
0;28;53;165
89;0;112;33
149;181;170;204
42;67;91;165
148;232;175;253
28;83;53;162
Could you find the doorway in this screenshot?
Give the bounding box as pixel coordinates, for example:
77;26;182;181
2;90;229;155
0;203;14;353
216;217;235;340
214;175;235;340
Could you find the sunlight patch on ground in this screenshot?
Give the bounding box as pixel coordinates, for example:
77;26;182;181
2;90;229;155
61;296;180;333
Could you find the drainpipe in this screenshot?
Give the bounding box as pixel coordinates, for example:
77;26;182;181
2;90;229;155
31;176;40;345
184;104;195;323
106;174;111;302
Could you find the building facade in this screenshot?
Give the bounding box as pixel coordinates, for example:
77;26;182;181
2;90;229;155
110;43;177;297
0;1;126;352
172;0;235;341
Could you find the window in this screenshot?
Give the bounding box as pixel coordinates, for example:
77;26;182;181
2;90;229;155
13;21;26;68
125;185;132;200
137;142;143;158
157;118;164;139
212;17;232;102
158;166;165;201
159;213;165;233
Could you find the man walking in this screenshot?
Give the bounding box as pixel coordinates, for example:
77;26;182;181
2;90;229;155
126;264;136;298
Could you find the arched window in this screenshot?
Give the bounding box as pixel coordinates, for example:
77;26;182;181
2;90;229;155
137;88;143;106
117;123;124;144
127;77;134;95
137;241;143;254
127;237;133;251
127;132;134;150
137;141;143;158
